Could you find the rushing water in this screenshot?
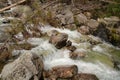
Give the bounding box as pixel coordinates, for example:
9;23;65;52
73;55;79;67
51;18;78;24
22;25;120;80
3;25;120;80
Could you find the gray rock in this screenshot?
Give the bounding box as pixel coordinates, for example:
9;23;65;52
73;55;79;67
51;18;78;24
56;9;74;25
1;53;44;80
87;19;99;29
75;13;88;24
49;31;68;49
70;52;86;59
78;26;90;35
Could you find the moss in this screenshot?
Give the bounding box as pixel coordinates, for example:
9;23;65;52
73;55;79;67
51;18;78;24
110;48;120;60
83;51;113;67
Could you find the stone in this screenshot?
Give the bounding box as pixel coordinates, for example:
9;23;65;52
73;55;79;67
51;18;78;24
84;12;92;19
67;46;77;52
64;24;77;30
93;23;109;42
66;40;72;47
49;31;68;49
64;10;74;25
75;13;88;24
57;9;74;25
87;19;99;29
70;52;86;59
78;26;90;35
1;53;44;80
0;32;10;42
44;65;78;79
72;73;99;80
0;45;12;62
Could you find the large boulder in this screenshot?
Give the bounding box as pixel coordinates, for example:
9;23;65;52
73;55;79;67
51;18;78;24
93;23;110;42
1;53;44;80
49;30;68;49
72;73;99;80
44;65;78;79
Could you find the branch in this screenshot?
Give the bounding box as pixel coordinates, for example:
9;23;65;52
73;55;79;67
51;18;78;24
0;0;26;13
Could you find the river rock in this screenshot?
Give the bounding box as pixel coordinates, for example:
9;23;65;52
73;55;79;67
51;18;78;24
0;32;10;42
44;65;78;79
66;40;72;47
72;73;99;80
78;25;90;35
67;46;77;52
87;19;99;30
49;31;68;49
70;52;86;59
75;13;88;25
1;53;44;80
56;9;74;26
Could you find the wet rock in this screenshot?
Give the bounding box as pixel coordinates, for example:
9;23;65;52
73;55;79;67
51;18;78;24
49;31;68;49
44;65;78;79
66;40;72;47
67;46;77;52
93;23;109;42
64;24;77;30
56;9;74;26
78;26;90;35
67;46;76;52
49;30;59;36
72;73;99;80
1;53;44;80
70;52;86;59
